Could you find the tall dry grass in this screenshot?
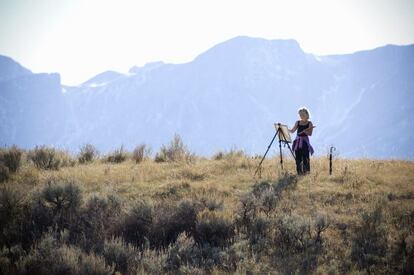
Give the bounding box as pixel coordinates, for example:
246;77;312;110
0;143;413;274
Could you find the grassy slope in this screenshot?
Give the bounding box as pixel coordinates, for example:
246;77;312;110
8;155;414;273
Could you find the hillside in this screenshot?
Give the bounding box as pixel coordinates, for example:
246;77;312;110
1;143;413;274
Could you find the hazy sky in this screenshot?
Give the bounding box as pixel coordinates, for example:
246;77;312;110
0;0;413;85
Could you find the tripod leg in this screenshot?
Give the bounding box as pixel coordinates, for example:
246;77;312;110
279;139;283;170
286;142;296;160
254;129;279;178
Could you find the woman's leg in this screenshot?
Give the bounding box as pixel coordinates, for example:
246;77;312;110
295;149;304;175
303;147;310;173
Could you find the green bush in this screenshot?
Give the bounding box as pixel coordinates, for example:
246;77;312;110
28;146;74;170
351;205;388;271
390;209;414;274
251;181;272;197
120;200;153;248
235;193;257;234
105;145;128;163
27;181;82;241
250;181;281;215
165;232;201;271
246;215;272;249
0;163;10;183
102;237;140;274
139;248;168;274
275;214;311;254
195;209;234;247
0;245;25;274
17;233;114;275
78;144;99;164
221;239;250;272
199;197;223;211
39;181;82;214
155;134;195;163
0;145;24;182
272;213;329;274
74;194;122;253
212;148;245;160
132;144;151;163
149;199;201;248
246;174;298;217
0;145;23;173
272;172;298;194
0;186;25;247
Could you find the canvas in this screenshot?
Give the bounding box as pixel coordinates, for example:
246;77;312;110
274;123;292;143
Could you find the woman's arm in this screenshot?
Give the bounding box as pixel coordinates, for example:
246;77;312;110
289;121;299;133
301;121;316;136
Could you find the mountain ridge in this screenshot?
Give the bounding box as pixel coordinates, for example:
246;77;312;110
0;37;413;159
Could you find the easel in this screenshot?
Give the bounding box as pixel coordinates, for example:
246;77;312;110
254;123;296;179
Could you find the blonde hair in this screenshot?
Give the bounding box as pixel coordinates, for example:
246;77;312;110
298;106;311;119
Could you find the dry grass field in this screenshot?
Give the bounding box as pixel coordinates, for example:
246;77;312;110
1;142;413;274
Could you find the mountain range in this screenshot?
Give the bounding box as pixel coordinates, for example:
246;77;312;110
1;36;413;159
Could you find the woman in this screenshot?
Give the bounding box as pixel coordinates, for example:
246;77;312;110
289;107;315;175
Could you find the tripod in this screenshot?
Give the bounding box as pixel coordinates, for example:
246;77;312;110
254;123;296;179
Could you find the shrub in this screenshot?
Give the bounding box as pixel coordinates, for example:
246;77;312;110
39;181;82;214
0;245;26;274
260;191;280;216
28;146;74;170
351;205;388;270
132;144;151;163
73;194;122;253
0;145;23;173
212;148;245;160
174;199;201;236
154;183;189;200
76;249;114;275
212;152;225;160
180;169;206;181
139;248;168;274
78;143;99;164
177;265;205;274
392;232;414;274
275;214;311;254
26;181;82;241
195;209;234;247
272;172;298;194
220;239;250;272
149;199;201;248
0;145;24;182
199;196;223;211
390;209;414;274
235;193;257;233
0;251;12;275
0;186;25;247
251;181;272;198
155;134;195;163
17;233;114;275
242;178;290;220
13;165;40;186
120;200;153;248
245;175;298;217
105;145;128;163
272;212;329;274
247;214;272;249
102;237;140;274
165;232;200;271
0;163;10;183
